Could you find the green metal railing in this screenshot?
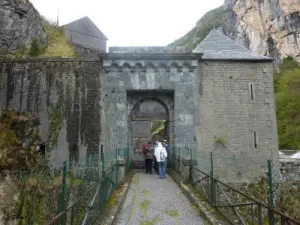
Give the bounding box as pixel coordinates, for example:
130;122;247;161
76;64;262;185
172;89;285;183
171;149;300;225
4;147;130;225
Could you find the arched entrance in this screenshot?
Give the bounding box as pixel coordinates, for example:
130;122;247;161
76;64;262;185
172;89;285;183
129;97;169;168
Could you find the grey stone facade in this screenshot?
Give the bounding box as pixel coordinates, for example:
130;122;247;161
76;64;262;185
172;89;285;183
196;61;279;181
101;53;200;165
0;30;281;181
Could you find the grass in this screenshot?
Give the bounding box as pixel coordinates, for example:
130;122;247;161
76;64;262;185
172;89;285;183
139;200;152;211
42;21;78;58
105;185;124;208
0;19;78;58
165;209;179;217
141;189;149;196
140;215;161;225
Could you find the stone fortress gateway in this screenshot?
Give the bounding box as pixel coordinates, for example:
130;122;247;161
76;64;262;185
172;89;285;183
0;30;279;181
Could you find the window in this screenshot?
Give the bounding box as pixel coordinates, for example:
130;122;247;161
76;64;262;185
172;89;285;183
253;131;257;149
249;83;255;101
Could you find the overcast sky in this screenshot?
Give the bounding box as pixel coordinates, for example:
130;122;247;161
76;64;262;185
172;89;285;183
30;0;224;47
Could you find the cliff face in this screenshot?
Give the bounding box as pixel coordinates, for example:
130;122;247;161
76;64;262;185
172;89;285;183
0;0;46;54
231;0;300;63
171;0;300;63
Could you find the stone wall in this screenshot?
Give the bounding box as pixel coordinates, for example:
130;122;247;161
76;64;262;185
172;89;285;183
102;58;199;161
196;61;279;182
280;159;300;180
74;44;104;58
0;58;105;166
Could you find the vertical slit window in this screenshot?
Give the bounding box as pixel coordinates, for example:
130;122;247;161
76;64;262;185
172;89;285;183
253;131;257;149
249;83;255;101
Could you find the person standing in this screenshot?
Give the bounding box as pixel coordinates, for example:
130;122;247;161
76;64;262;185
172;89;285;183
145;142;154;174
154;141;168;179
162;140;169;169
142;141;151;173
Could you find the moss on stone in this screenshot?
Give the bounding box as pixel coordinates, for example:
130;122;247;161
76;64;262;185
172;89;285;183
165;209;179;217
140;215;161;225
47;94;65;151
105;185;124;208
139;199;151;211
141;189;149;196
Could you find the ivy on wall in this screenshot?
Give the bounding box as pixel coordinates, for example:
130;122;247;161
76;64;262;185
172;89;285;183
47;94;65;151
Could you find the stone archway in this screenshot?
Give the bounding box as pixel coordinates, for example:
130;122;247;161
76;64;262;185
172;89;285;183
127;90;174;168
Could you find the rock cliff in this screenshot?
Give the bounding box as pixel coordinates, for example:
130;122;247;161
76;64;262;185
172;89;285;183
171;0;300;63
0;0;46;54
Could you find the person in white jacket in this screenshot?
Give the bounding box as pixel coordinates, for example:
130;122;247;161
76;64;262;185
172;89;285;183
154;141;168;178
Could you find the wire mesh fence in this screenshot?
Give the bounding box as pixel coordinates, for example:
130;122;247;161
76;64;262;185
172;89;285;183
170;148;300;225
0;147;131;225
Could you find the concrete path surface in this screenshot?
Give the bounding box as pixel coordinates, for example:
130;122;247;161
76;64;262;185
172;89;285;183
116;171;204;225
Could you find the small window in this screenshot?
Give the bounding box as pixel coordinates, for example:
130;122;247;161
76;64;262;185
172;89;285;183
249;83;255;101
253;131;257;149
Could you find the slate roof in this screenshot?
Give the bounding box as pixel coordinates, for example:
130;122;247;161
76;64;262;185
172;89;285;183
192;30;273;61
63;16;107;51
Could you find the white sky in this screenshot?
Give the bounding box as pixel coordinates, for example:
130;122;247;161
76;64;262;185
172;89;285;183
30;0;224;47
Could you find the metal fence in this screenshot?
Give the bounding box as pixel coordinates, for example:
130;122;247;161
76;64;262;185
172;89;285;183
1;147;130;225
170;149;300;225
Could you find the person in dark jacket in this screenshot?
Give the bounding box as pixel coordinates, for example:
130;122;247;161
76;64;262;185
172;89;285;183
145;142;154;174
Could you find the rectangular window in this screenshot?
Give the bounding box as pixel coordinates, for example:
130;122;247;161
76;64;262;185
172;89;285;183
249;83;255;101
253;131;257;149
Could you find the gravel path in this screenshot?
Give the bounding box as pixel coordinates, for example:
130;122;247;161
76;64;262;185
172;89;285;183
116;171;204;225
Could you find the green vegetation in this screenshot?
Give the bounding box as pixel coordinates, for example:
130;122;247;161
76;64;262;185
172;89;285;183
42;20;78;58
237;177;300;221
214;136;227;146
140;215;161;225
47;94;65;151
169;6;224;50
139;199;152;211
105;185;124;208
29;39;43;57
0;108;43;171
141;189;149;196
0;19;78;58
274;57;300;149
165;209;179;217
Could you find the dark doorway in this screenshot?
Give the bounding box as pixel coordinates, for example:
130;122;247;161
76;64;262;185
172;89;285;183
128;92;172;169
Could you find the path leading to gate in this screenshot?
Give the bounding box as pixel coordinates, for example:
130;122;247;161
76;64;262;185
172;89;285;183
116;171;204;225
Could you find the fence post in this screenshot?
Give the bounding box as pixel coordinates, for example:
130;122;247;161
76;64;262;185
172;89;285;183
189;148;192;181
267;159;274;225
116;148;119;186
209;152;215;205
101;145;105;177
59;161;67;225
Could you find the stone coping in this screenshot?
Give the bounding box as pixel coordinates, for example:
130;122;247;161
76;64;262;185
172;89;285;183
99;53;203;61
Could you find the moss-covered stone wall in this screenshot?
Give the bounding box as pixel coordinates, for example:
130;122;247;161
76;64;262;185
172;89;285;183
0;58;105;165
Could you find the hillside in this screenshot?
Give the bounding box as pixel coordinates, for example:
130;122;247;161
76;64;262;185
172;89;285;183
274;58;300;150
170;0;300;64
0;0;77;58
169;6;224;50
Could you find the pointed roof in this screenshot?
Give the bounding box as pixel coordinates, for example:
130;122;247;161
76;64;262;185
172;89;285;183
63;16;108;51
193;30;272;61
